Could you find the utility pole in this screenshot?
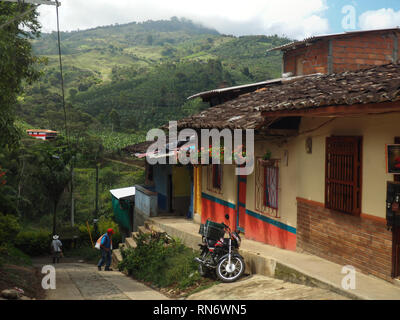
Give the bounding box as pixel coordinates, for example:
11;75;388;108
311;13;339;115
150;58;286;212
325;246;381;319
70;157;74;227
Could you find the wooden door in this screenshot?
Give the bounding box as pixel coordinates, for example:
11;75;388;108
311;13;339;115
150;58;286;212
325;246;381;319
393;137;400;277
236;173;246;233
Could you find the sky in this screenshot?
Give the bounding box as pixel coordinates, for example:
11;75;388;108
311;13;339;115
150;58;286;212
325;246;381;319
37;0;400;40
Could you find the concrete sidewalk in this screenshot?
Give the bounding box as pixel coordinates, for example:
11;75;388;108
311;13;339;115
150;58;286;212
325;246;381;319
148;216;400;300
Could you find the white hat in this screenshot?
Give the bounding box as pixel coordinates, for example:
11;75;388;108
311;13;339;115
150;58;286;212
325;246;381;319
53;235;59;240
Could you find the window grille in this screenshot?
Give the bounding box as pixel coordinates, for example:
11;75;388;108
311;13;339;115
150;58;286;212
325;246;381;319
207;164;223;194
255;158;279;217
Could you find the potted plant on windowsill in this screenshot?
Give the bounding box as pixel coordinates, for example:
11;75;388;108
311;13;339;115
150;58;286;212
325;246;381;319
260;150;276;166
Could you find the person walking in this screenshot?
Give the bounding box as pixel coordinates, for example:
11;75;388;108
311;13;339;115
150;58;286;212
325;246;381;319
51;235;63;264
97;228;114;271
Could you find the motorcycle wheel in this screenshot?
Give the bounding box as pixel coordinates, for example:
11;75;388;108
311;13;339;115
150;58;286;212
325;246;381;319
216;255;244;283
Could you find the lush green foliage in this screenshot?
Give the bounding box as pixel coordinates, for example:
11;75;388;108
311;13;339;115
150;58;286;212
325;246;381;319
0;243;32;267
14;229;52;256
17;18;290;134
0;2;42;148
119;232;202;289
0;213;21;244
1;17;288;260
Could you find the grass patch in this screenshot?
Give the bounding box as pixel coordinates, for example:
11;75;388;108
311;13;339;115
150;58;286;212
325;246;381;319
0;243;32;267
118;232;219;298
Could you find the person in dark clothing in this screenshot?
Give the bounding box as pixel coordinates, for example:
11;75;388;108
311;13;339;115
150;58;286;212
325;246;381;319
97;228;114;271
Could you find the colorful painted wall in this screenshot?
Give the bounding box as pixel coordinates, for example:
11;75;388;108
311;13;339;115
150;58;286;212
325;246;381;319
172;166;192;216
200;142;298;251
152;164;192;216
295;113;400;281
244;139;297;250
201;164;237;231
153;164;171;212
296;113;400;220
198;112;400;263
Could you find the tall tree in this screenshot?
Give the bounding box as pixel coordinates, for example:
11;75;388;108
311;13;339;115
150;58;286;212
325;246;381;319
109;108;120;132
30;141;72;234
0;2;41;148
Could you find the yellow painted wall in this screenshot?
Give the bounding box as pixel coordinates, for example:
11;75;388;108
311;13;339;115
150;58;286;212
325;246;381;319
245;139;298;230
198;112;400;227
172;166;191;197
297;113;400;219
201;164;237;206
194;166;202;214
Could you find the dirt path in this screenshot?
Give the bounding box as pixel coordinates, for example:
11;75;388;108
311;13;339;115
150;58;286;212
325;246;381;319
33;261;169;300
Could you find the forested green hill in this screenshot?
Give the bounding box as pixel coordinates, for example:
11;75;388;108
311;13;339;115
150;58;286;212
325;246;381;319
18;17;291;146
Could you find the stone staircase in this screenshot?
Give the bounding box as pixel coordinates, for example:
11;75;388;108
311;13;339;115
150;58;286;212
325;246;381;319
111;220;165;269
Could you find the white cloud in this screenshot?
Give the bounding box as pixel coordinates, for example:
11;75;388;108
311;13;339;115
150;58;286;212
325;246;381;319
37;0;330;39
359;8;400;30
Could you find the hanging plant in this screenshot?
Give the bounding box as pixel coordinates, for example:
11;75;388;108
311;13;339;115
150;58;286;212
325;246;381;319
262;150;272;160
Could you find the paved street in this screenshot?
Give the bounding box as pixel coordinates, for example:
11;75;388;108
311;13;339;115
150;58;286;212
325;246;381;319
35;262;169;300
33;259;348;300
188;275;349;300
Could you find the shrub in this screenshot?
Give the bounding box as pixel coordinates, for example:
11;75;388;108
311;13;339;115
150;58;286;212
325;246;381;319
0;213;21;245
119;232;201;289
15;230;52;256
0;242;32;267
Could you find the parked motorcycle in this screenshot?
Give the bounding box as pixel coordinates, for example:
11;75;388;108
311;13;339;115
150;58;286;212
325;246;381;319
194;214;245;283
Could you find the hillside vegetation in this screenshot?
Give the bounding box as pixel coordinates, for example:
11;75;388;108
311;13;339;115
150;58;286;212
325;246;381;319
19;17;290;137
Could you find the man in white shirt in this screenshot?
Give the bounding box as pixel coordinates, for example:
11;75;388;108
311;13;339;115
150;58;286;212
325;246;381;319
51;235;63;264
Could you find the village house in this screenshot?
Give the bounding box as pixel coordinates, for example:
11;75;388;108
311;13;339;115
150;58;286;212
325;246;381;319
126;28;400;283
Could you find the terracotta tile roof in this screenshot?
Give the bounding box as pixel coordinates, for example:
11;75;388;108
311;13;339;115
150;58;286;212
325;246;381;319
122;141;153;154
177;63;400;129
258;63;400;113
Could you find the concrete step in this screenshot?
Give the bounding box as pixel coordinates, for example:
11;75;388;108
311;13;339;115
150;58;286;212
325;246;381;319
111;249;122;269
144;220;153;230
138;225;151;235
146;223;165;234
131;231;139;239
118;243;126;250
125;237;137;249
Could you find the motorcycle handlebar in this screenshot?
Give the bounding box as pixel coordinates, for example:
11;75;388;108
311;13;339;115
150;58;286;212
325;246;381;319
221;222;231;232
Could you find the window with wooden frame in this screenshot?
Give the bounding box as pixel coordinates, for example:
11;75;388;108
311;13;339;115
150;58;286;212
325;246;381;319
325;136;362;215
255;158;279;217
207;164;223;193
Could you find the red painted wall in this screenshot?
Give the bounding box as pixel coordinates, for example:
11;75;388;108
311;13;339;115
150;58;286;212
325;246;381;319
242;212;296;251
201;196;236;231
201;195;296;251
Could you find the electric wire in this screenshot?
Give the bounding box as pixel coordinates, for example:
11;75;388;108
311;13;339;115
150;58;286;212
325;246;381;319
0;1;37;29
54;0;69;145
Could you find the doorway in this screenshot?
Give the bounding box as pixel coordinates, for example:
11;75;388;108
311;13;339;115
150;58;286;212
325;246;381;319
393;137;400;278
168;174;173;213
236;170;246;233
